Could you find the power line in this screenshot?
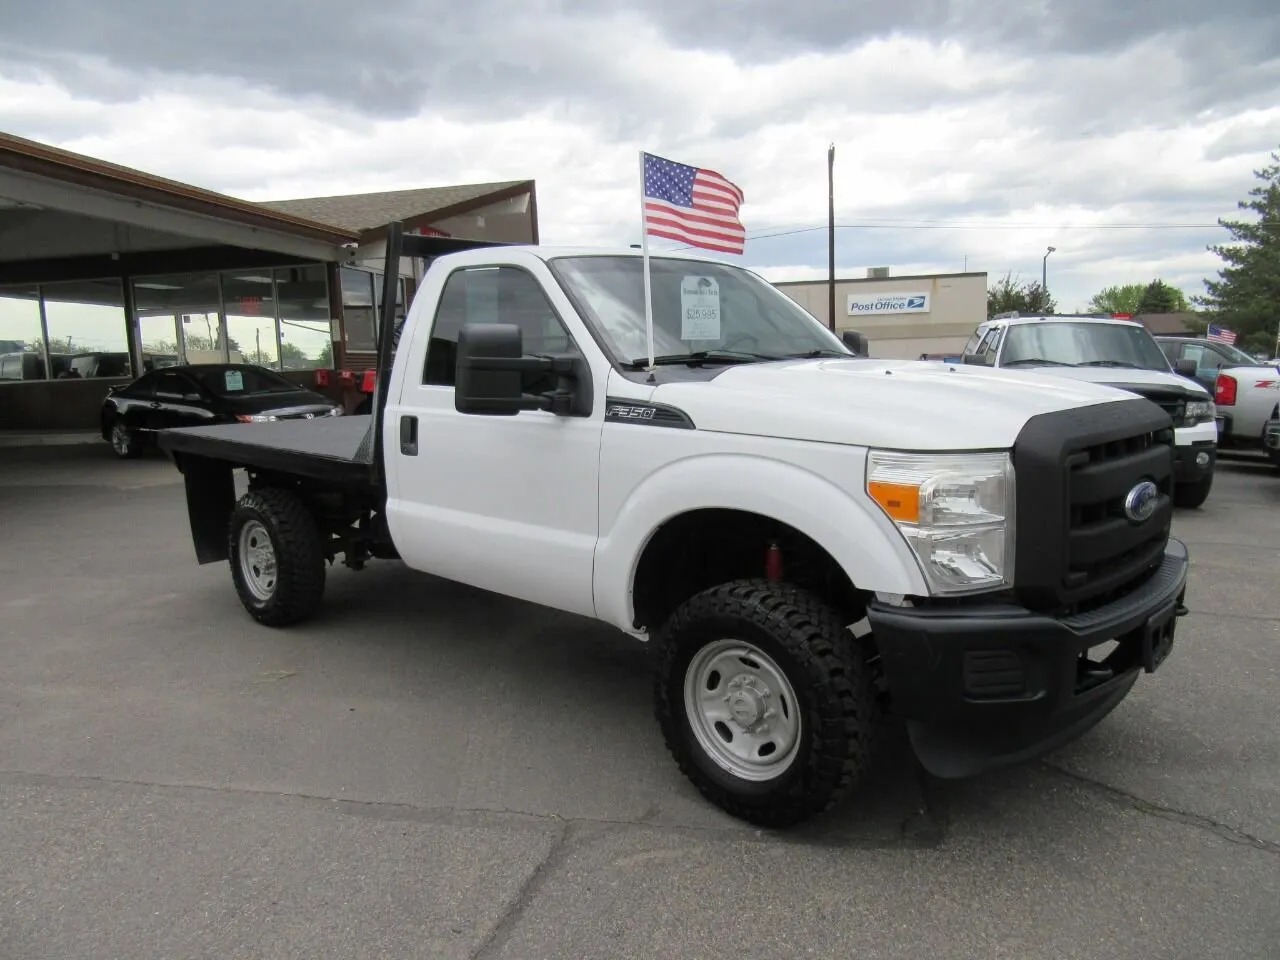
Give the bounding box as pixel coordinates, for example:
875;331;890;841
750;221;1223;239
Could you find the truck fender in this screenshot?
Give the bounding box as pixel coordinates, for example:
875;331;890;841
592;453;928;634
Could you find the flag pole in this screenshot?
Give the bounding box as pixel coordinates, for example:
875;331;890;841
638;150;656;372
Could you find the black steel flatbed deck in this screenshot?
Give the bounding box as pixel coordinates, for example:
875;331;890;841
159;415;376;485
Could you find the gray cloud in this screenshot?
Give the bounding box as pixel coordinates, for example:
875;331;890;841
612;0;1280;61
2;0;1276;130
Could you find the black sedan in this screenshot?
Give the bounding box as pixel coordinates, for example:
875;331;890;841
101;364;343;459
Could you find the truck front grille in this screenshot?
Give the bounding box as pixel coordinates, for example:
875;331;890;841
1012;397;1175;614
1064;429;1172;603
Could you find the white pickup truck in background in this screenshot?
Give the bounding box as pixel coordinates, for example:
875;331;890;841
157;225;1192;828
961;313;1220;508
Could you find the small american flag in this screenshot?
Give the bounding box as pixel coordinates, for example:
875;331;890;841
642;152;745;255
1207;323;1237;346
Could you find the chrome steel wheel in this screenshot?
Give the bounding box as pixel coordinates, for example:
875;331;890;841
237;519;278;602
683;639;803;782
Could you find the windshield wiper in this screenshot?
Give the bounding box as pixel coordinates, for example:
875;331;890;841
1077;360;1143;368
623;349;774;368
784;349;852;359
1002;358;1077;367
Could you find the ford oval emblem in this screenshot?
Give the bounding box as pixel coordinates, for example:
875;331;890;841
1124;480;1160;523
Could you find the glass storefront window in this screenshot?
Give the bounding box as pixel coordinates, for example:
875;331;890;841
341;267;376;353
222;271;280;368
342;267;406;354
133;273;222;366
276;265;332;370
0;286;45;380
41;279;131;379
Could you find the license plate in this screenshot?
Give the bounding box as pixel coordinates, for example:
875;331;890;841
1141;602;1177;673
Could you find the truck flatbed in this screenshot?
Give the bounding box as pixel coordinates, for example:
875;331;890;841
159;414;376;484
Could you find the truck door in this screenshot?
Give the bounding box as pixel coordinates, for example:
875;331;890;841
384;260;604;619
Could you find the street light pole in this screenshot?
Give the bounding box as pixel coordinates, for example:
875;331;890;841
1042;246;1056;292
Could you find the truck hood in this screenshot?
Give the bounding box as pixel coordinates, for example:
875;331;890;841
648;358;1139;450
1015;365;1210;398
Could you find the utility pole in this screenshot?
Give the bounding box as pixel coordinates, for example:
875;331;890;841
1042;246;1056;292
827;143;836;331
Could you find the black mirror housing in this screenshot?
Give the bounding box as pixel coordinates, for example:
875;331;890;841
841;330;869;356
455;323;527;415
961;353;992;366
454;322;588;417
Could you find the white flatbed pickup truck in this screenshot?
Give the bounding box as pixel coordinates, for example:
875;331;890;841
158;224;1191;827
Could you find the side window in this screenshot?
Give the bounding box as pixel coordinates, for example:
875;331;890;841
1181;343;1221;374
422;266;578;390
128;371;160;397
976;327;1002;362
155;372;200;401
1157;340;1180;363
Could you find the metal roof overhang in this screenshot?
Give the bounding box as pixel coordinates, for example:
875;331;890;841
0;166;352;264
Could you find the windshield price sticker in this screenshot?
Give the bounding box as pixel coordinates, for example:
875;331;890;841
224;370;245;392
680;276;721;340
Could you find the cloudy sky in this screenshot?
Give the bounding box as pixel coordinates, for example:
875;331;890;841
2;0;1279;311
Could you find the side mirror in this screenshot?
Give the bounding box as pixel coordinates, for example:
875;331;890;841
1174;358;1198;378
841;330;869;356
961;353;992;366
454;322;579;416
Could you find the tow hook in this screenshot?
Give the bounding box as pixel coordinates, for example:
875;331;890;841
1175;603;1189;618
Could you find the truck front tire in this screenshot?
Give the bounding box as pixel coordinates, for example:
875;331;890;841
654;579;880;828
1173;474;1213;509
228;488;326;626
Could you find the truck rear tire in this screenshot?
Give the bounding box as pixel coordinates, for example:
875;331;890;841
654;579;880;828
228;488;326;626
1174;474;1213;509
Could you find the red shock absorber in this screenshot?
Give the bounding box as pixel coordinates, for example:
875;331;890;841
765;541;784;581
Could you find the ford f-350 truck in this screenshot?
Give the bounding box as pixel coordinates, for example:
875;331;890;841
158;224;1189;828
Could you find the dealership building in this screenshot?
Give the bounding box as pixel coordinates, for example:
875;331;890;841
775;269;988;359
0;131;538;430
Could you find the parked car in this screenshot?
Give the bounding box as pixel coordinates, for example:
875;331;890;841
101;363;342;459
962;314;1219;507
1263;407;1280;470
1156;337;1280;449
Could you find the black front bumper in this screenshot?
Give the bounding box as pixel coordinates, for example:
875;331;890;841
1173;440;1216;484
866;539;1189;779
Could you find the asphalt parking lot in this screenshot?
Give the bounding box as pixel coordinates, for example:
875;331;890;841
1;442;1277;959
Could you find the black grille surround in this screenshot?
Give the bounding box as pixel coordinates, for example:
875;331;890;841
1012;396;1175;615
1095;381;1207;428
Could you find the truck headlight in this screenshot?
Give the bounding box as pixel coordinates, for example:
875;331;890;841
866;450;1015;596
1181;399;1215;426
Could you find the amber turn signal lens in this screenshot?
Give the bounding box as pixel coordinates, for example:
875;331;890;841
867;480;920;524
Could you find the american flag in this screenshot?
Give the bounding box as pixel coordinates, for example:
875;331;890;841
642;152;745;255
1207;323;1237;345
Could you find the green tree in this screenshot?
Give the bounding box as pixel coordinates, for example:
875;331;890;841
1196;146;1280;344
1136;279;1189;314
1089;283;1146;314
988;273;1055;317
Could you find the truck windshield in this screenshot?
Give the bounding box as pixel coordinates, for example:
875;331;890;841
1000;322;1171;371
547;255;849;365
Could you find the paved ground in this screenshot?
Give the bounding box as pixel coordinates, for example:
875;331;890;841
1;443;1277;959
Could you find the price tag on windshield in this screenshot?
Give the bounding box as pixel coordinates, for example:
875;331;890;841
224;370;244;392
680;276;721;340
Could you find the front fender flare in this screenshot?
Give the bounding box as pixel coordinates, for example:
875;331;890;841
592;453;928;633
